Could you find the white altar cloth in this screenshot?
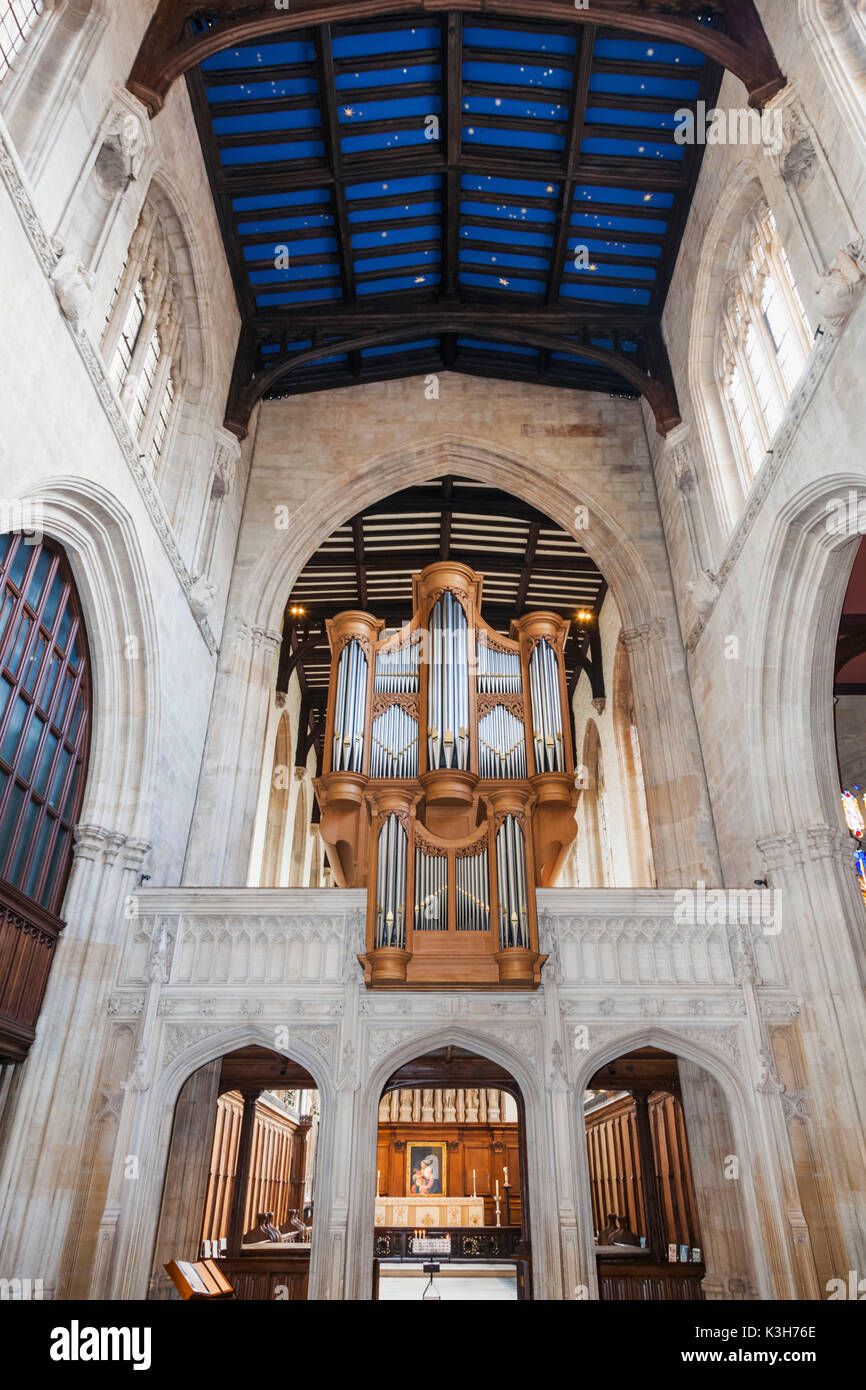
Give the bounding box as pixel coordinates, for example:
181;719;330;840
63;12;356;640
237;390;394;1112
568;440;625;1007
374;1195;485;1227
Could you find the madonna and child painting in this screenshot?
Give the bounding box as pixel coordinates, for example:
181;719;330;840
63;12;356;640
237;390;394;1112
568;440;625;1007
406;1143;447;1196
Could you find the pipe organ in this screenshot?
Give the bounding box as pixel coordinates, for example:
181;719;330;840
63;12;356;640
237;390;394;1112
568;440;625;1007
315;562;578;989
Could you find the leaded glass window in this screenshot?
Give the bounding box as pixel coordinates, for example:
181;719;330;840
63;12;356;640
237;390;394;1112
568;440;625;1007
0;534;90;914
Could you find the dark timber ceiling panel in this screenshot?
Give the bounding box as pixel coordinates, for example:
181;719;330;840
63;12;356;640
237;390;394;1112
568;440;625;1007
183;7;726;420
281;476;606;774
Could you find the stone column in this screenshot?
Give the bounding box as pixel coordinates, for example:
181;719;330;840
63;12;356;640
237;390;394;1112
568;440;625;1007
183;620;282;885
757;826;866;1277
679;1060;759;1299
620;620;722;885
0;826;150;1297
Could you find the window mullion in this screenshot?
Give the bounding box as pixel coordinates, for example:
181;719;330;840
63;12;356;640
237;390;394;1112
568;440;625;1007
102;205;157;364
139;346;174;457
753;286;789;413
119;264;166;409
733;319;770;451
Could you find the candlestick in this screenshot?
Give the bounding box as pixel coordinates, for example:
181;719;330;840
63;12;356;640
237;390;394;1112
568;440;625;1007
494;1195;501;1229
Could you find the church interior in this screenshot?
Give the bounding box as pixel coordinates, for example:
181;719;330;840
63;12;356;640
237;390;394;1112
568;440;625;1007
1;0;866;1314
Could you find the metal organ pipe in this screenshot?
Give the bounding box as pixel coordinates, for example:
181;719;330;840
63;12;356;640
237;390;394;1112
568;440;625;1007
371;705;418;778
478;707;526;779
375;637;421;694
496;815;528;949
414;847;447;930
332;638;368;773
456;846;490;931
477;637;521;693
529;639;564;774
376;813;407;947
427;593;469;770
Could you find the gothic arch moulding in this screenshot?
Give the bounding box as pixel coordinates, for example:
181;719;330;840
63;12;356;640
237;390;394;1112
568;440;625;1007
142;171;212;405
573;1025;777;1299
346;1021;558;1300
747;472;866;838
107;1021;337;1300
11;475;160;844
685;166;770;541
244;435;661;643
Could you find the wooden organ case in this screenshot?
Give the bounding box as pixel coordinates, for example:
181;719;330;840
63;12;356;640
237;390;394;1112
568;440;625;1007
314;563;578;989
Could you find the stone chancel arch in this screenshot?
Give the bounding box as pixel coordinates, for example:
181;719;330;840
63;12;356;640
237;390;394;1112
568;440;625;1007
185;423;721;892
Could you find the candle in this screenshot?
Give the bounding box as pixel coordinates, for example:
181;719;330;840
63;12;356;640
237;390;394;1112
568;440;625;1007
495;1178;500;1196
376;1169;380;1199
472;1169;477;1198
503;1166;509;1185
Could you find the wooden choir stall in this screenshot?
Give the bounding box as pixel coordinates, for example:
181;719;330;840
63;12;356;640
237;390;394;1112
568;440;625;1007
586;1049;707;1301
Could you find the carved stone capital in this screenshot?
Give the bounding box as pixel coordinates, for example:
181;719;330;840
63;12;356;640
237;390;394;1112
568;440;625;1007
756;832;804;873
252;626;283;655
73;823;115;863
619;618;666;653
121;839;152;874
804;822;852;865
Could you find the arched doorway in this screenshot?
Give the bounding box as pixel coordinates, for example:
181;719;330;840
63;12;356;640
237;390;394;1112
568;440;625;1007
583;1047;759;1301
372;1046;531;1301
150;1046;319;1300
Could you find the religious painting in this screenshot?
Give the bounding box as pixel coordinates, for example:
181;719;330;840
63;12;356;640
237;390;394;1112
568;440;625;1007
405;1143;447;1197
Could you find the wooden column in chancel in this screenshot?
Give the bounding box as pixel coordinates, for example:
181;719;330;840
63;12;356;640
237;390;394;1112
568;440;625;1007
289;1115;313;1214
633;1089;666;1259
227;1091;260;1256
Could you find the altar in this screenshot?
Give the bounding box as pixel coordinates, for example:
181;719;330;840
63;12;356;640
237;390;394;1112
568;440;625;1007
374;1196;485;1228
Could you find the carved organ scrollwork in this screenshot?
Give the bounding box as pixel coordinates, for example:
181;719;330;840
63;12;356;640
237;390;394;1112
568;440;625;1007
314;562;578;988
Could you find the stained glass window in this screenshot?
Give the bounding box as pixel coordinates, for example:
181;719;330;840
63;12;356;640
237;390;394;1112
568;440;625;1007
842;789;865;839
0;534;90;914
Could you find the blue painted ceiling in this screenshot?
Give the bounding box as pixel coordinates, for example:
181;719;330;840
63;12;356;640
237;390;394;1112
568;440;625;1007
187;11;722;398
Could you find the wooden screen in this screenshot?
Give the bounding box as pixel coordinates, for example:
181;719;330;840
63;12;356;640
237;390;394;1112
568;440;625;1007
585;1091;702;1252
0;534;90;914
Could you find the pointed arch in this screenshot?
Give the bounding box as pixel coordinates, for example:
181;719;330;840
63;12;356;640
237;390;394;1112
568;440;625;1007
573;1027;777;1299
106;1021;337;1300
348;1022;557;1300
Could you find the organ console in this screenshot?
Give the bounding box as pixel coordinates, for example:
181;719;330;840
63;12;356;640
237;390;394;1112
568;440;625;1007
314;562;579;988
